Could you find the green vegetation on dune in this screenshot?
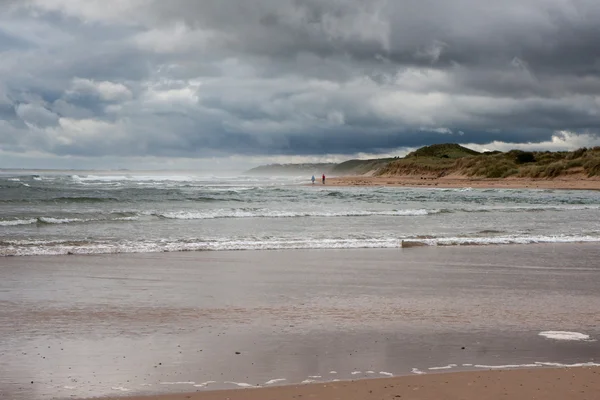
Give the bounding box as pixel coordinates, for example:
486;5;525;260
405;143;480;159
378;145;600;178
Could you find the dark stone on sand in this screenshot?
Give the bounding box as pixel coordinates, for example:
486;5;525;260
462;347;466;349
400;240;427;248
235;351;241;355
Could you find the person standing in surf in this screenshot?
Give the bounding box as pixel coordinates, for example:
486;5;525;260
311;175;315;184
322;174;326;184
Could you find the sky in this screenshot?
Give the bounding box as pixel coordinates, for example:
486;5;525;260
1;0;600;171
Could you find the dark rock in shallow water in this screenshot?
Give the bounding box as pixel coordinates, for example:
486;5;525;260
400;240;427;248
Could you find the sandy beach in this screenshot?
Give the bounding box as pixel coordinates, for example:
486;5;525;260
327;175;600;190
2;245;600;399
105;367;600;400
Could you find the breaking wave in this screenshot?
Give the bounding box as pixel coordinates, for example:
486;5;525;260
2;234;599;257
153;208;438;220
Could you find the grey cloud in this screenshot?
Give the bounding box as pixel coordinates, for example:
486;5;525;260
51;99;97;119
14;103;59;128
1;0;600;168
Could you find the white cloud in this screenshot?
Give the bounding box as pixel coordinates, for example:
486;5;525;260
466;131;600;153
27;0;145;24
142;79;201;105
69;78;132;102
131;23;217;54
420;127;453;134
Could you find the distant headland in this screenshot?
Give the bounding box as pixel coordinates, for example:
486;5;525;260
246;143;600;190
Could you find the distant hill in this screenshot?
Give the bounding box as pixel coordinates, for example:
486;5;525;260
246;163;337;176
405;143;480;159
331;158;396;175
246;158;397;176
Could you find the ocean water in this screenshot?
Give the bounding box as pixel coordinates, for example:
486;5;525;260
1;170;600;256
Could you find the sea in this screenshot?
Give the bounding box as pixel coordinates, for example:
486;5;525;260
1;169;600;257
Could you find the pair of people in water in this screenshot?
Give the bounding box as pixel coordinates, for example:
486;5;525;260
311;174;326;184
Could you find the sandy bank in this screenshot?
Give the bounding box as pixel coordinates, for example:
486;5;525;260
326;175;600;190
103;367;600;400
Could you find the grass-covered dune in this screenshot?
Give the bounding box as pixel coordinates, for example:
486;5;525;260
377;144;600;179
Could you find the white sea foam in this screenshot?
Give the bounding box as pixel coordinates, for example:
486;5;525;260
411;368;426;375
71;174;267;183
193;381;216;387
329;371;337;374
4;232;600;257
366;371;375;374
0;218;37;226
379;371;393;376
301;379;318;384
474;361;600;369
159;381;195;385
72;174;130;182
0;214;140;228
155;208;437;220
351;371;362;375
428;364;458;370
538;331;591;341
114;216;140;221
535;362;600;368
264;378;286;385
472;361;600;369
308;375;322;378
474;363;542;369
38;217;85;224
407;234;600;247
111;387;130;392
225;381;254;388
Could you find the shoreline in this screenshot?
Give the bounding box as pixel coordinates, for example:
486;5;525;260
324;175;600;190
4;240;600;258
101;367;600;400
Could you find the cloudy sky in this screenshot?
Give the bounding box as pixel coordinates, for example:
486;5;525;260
1;0;600;170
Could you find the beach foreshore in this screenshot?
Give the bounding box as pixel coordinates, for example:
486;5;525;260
103;367;600;400
326;175;600;190
3;245;600;400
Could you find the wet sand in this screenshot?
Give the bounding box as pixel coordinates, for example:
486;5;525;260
327;175;600;190
2;244;600;399
108;367;600;400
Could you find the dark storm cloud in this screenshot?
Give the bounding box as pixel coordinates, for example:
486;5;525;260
1;0;600;167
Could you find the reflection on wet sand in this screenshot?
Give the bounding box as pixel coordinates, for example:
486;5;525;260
1;244;600;399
